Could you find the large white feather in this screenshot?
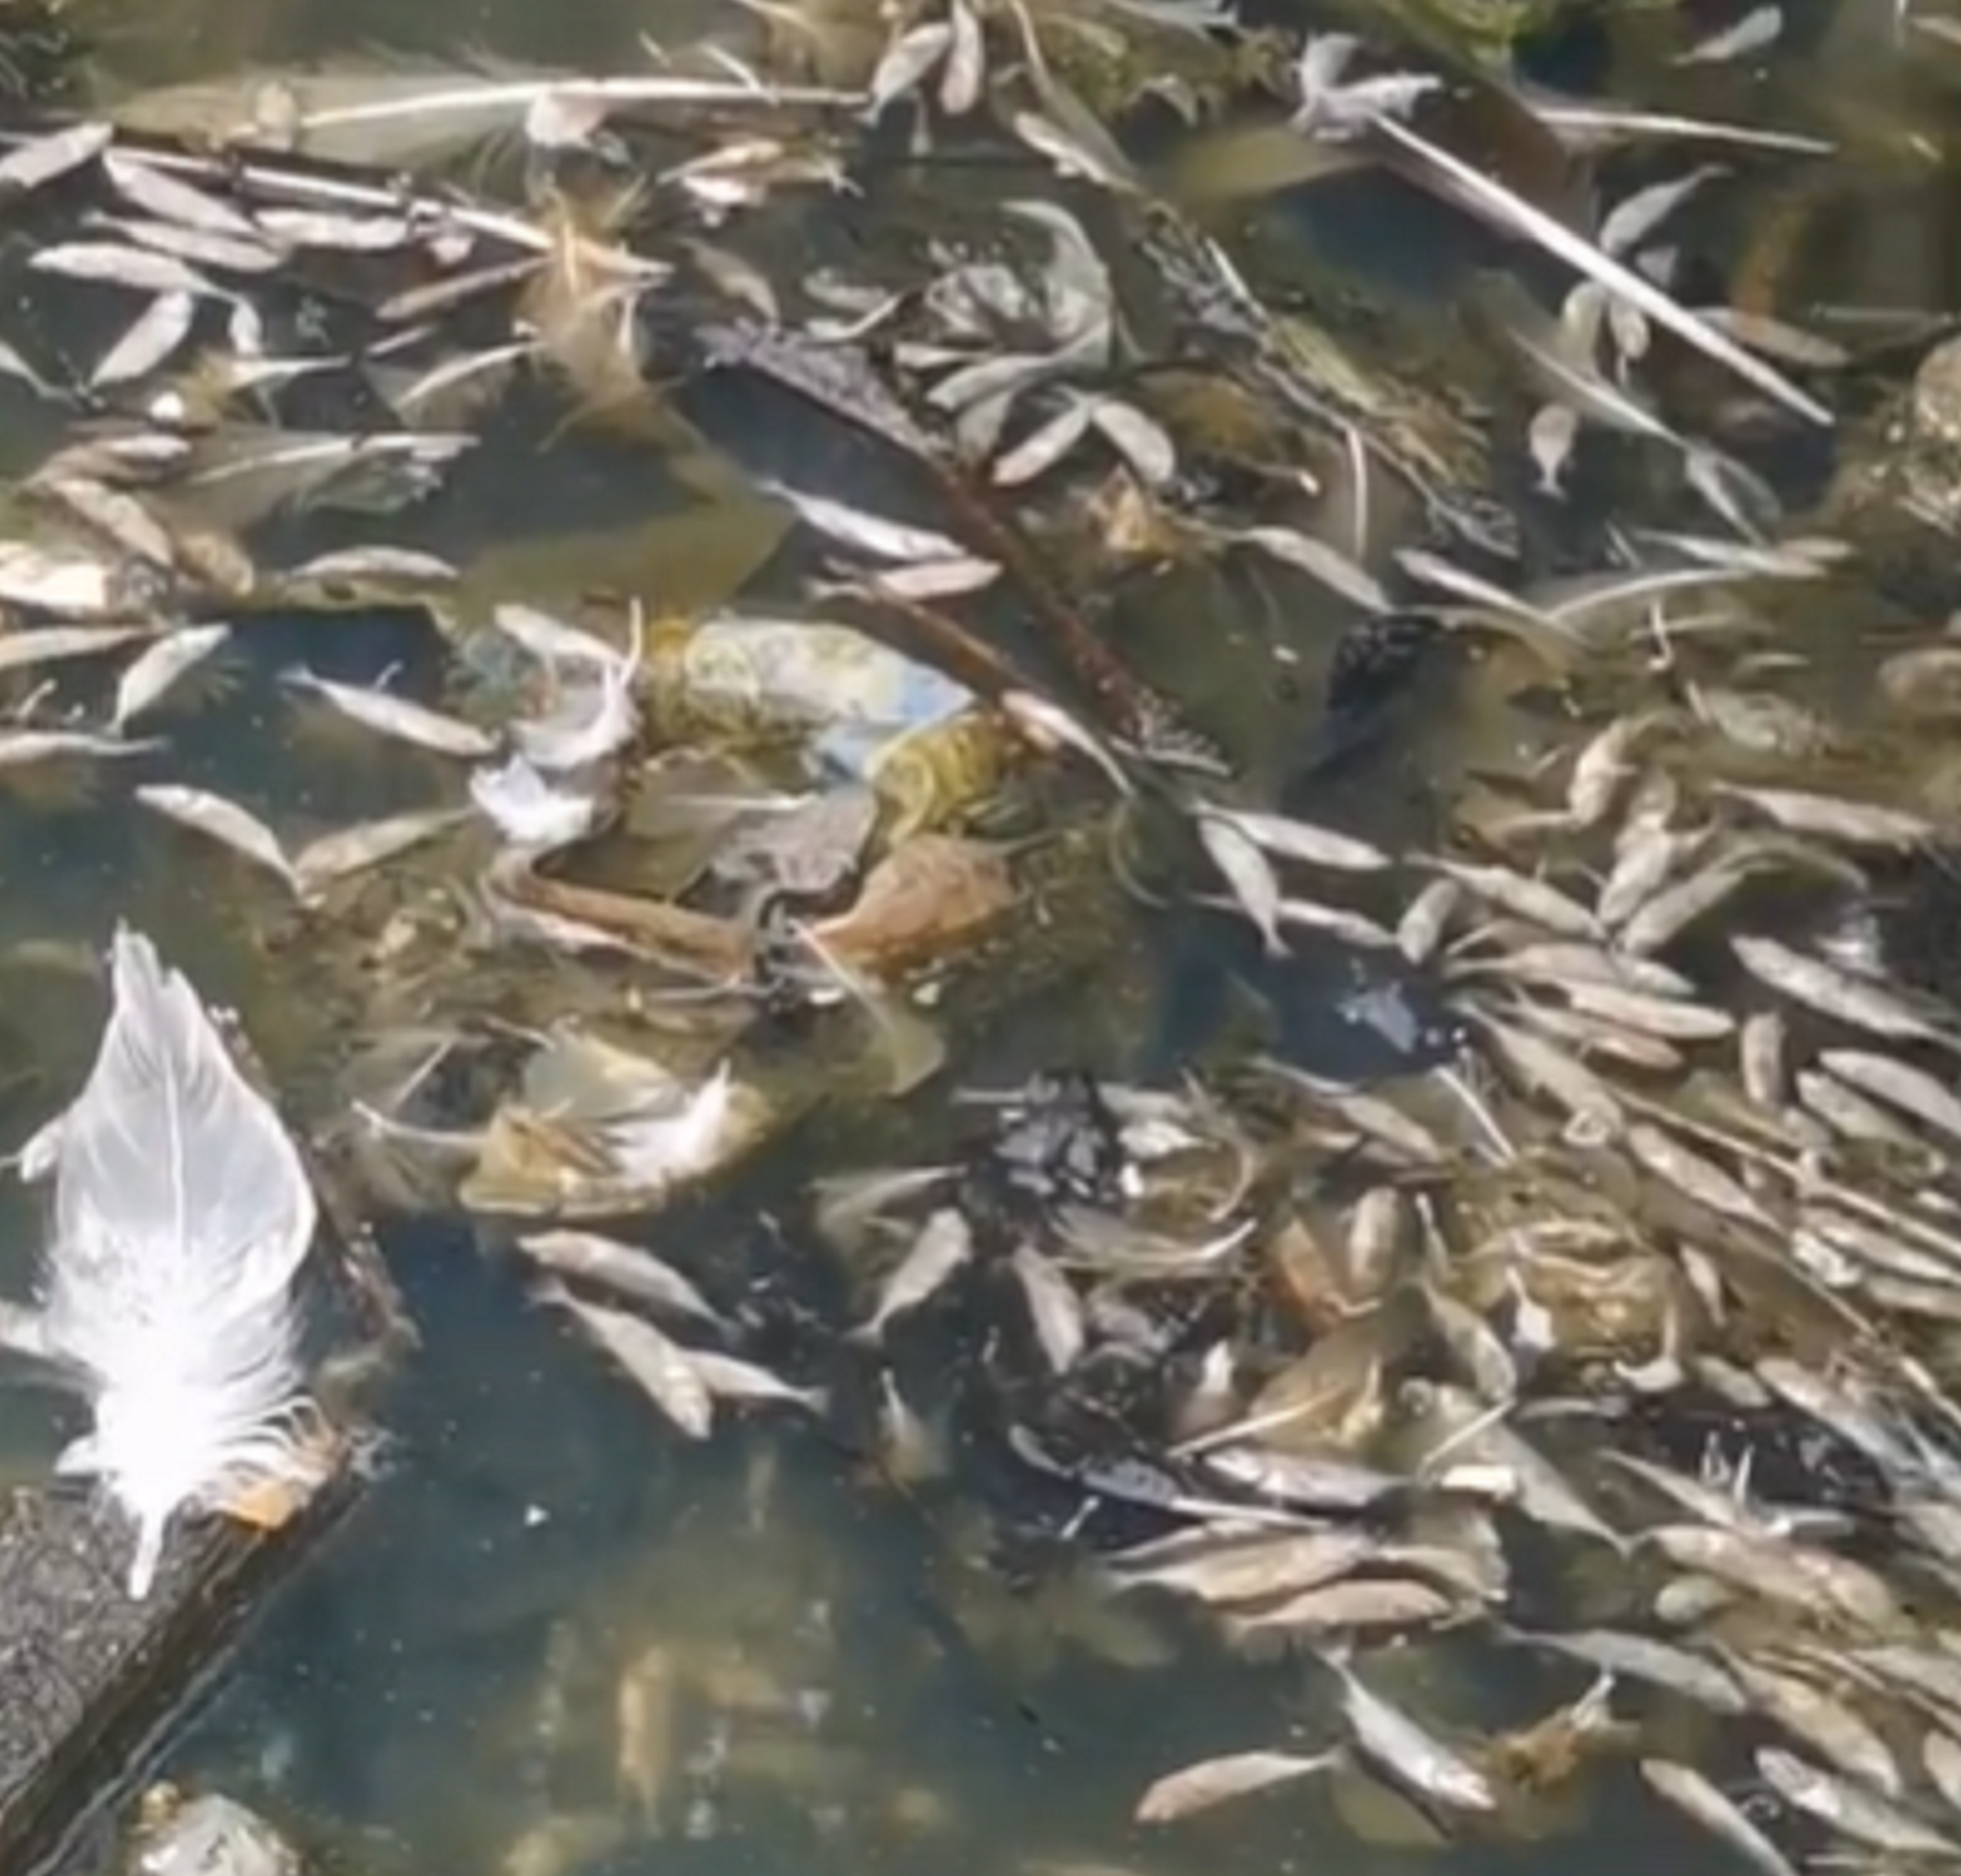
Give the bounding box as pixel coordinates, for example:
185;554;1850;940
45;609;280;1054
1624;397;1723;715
32;926;320;1598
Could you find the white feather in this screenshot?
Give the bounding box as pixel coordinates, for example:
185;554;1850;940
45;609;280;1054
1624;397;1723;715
28;926;320;1598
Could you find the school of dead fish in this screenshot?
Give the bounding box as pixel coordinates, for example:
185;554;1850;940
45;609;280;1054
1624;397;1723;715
4;0;1961;1869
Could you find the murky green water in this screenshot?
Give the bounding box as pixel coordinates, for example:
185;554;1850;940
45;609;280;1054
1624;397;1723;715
0;0;1948;1873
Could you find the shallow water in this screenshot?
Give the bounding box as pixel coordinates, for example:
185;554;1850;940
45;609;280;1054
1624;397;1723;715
0;0;1948;1873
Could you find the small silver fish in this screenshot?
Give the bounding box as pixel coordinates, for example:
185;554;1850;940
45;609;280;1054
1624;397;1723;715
683;1348;826;1416
540;1280;713;1440
283;666;495;758
1009;1242;1085;1373
1713;783;1934;849
1428;860;1600;938
763;482;969;563
1642;1759;1802;1876
292;808;468;894
1196;811;1289;956
846;1206;974;1343
1135;1749;1338;1824
517;1230;724;1326
1817;1049;1961;1148
1397;877;1462;965
1321;1653;1496;1812
111;623;231;733
1510;1627;1746;1712
1734;936;1961;1055
1755;1747;1957;1855
1203;803;1391;872
0;120;112;193
134;783;297;893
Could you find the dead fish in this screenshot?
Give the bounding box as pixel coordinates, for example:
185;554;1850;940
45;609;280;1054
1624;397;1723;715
470;755;598;850
0;728;161;768
32;240;225;300
0;541;124;618
1254;894;1399;950
1719;1651;1903;1797
0;623;149;674
134;782;299;893
291;806;468;893
110;622;231;732
1426;860;1600;938
1516;998;1686;1073
1411;1384;1623;1549
1009;1242;1086;1373
1816;1049;1961;1148
1598;825;1705;929
1797;1070;1928;1155
1469;941;1695;1002
810;1164;960;1254
1602;1452;1779;1534
1735;936;1961;1055
1568;710;1680;825
994;398;1095;486
1197;1444;1408;1513
1464;1009;1621;1132
1675;4;1782;62
763;482;968;563
1646;1525;1901;1631
1427;1286;1519;1400
1625;1121;1768;1225
1226;1578;1458;1650
1507;1627;1747;1713
684;1348;826;1417
516;1230;725;1326
106;216;282;276
510;614;641;773
1615;853;1758;955
1202;803;1392;872
538;1279;714;1439
1196;811;1288;956
1642;1759;1803;1876
1751;1357;1922;1478
1740;1009;1790;1110
1755;1747;1958;1855
1108;1528;1378;1605
1853;1644;1961;1723
283;665;496;758
35;477;175;568
1563;981;1735;1042
1050;1206;1257;1278
845;1206;974;1344
1135;1750;1339;1824
1320;1652;1496;1812
0;120;112;192
854;554;1003;600
103;151;267;242
1925;1730;1961;1813
866;20;956;120
1713;783;1934;849
1008;1425;1323;1531
1397;877;1462;965
998;690;1134;798
1528;401;1578;497
876;1371;948;1484
1345;1185;1410;1295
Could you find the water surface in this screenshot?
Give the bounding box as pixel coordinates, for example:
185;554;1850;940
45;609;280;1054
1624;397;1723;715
0;1;1942;1873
